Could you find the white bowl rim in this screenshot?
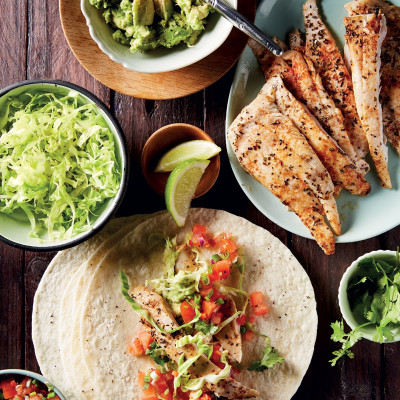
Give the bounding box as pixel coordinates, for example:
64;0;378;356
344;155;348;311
338;249;400;343
80;0;237;74
0;79;129;252
0;369;66;400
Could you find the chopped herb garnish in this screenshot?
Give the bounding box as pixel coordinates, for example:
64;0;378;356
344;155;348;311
205;289;214;301
146;341;171;368
220;251;230;260
216;298;225;305
212;254;221;262
247;338;284;371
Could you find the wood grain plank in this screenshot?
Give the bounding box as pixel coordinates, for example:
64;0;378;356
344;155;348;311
27;0;110;104
0;1;28;86
0;0;27;371
292;236;382;400
0;246;24;369
24;252;56;372
381;225;400;400
113;92;205;217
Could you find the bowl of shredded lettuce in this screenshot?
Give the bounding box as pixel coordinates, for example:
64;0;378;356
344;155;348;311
0;80;128;250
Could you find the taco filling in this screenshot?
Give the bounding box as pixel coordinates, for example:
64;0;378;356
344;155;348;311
122;224;284;400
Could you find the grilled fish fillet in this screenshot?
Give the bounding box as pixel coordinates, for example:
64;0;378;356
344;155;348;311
228;80;336;254
301;0;369;158
289;29;305;53
345;0;400;155
214;296;242;363
272;75;371;197
344;12;391;188
249;40;370;176
131;286;259;399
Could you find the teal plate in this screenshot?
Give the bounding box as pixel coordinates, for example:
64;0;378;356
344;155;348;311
226;0;400;243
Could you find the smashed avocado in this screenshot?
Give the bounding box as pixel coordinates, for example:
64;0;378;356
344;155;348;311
89;0;213;52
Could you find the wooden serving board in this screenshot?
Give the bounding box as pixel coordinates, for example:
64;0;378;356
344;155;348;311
59;0;256;100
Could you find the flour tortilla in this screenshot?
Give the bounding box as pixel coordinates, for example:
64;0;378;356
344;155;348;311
32;214;148;399
76;209;317;400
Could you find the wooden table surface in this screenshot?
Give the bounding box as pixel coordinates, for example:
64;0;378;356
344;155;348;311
1;1;400;399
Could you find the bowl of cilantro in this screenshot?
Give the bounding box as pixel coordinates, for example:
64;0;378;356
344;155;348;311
331;250;400;366
0;79;128;251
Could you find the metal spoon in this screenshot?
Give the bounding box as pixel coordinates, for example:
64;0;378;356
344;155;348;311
205;0;283;56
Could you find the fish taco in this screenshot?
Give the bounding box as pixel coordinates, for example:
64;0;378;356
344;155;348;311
33;209;317;400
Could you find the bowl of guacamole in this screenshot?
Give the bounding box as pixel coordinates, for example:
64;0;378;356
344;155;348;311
81;0;237;73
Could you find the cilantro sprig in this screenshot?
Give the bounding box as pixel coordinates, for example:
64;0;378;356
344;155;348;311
330;251;400;366
248;338;284;371
146;341;171;369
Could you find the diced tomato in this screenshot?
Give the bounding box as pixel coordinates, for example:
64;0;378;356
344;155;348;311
219;236;238;254
129;337;145;356
201;301;218;320
151;377;171;400
249;316;255;323
211;312;224;325
193;225;207;235
200;287;225;303
254;304;269;315
250;292;269;315
209;260;231;282
176;388;190;400
1;378;17;399
243;330;255;341
138;372;157;397
236;314;247;325
162;371;175;383
211;344;225;369
181;301;196;323
142;396;158;400
139;330;155;350
199;393;213;400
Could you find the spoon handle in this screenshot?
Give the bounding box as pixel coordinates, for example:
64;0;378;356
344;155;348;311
205;0;283;56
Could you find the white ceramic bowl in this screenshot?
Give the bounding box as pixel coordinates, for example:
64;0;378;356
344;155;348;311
0;369;66;400
0;79;128;251
81;0;237;74
338;250;400;342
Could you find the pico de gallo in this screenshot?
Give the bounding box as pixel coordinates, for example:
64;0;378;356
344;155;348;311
121;224;284;400
0;375;61;400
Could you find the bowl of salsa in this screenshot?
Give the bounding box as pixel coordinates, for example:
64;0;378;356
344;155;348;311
0;369;66;400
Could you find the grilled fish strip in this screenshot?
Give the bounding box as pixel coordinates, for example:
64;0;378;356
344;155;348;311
214;296;242;363
131;286;259;399
249;40;370;176
302;0;369;158
272;76;371;197
228;81;336;254
345;0;400;155
344;12;391;188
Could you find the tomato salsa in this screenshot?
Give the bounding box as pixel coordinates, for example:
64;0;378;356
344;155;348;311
0;375;61;400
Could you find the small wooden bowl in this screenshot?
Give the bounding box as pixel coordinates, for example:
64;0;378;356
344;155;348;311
141;124;220;198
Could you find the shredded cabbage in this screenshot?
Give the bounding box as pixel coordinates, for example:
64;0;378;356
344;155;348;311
0;90;121;240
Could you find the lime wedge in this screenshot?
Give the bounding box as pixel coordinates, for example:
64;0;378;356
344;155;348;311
155;140;220;172
165;159;210;226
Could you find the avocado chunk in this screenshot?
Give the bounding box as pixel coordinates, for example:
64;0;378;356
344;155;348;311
153;0;174;20
132;0;155;26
